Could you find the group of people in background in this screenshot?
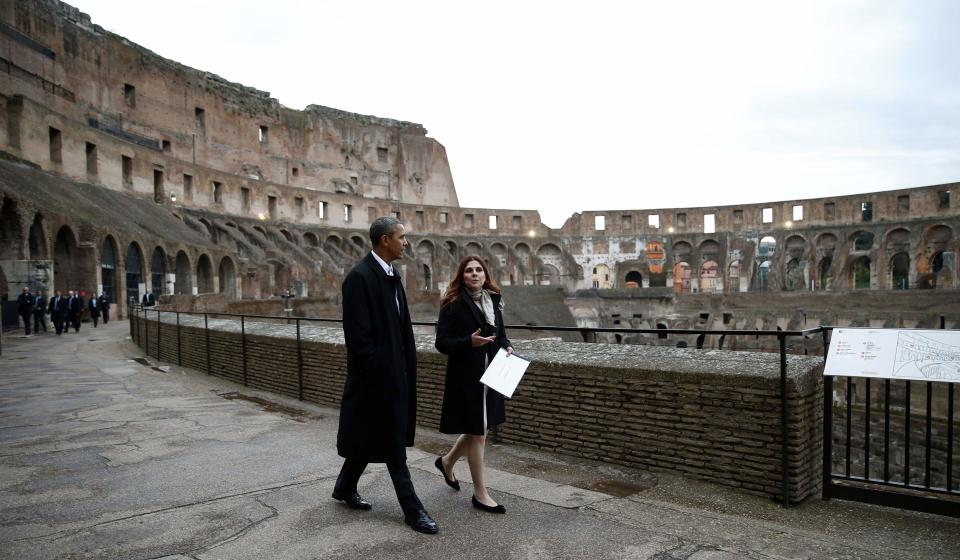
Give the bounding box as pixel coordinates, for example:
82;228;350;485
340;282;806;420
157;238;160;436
15;287;110;336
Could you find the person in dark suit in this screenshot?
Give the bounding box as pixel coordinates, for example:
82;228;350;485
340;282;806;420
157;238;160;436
17;287;35;335
98;293;110;324
333;216;438;535
88;293;101;327
434;256;513;514
142;292;155;307
33;289;48;334
49;290;66;335
67;290;82;333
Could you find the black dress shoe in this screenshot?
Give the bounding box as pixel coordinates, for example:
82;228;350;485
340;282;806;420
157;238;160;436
434;456;460;491
331;489;372;510
472;495;506;514
404;509;439;534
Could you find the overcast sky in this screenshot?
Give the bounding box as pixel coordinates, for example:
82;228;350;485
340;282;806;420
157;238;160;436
70;0;960;228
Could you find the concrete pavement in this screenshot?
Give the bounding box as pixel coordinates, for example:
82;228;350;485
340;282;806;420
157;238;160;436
1;322;957;559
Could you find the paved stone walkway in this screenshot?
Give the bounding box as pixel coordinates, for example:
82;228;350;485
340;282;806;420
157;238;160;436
1;322;957;559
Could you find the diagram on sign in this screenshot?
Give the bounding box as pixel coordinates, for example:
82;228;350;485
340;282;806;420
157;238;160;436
893;331;960;381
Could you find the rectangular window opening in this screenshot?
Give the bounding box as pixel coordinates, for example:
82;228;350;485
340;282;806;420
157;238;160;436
183;174;193;200
594;215;605;230
513;215;522;229
861;201;873;222
212;181;223;204
939;190;950;209
295;197;304;217
195;107;205;129
291;167;299;178
162;139;171;152
762;207;773;223
268;195;278;219
123;83;136;108
676;213;686;227
416;210;424;229
465;213;474;228
318;200;328;220
122;155;133;188
258;125;268;144
733;209;743;224
648;214;660;229
48;127;62;163
824;202;836;220
622;215;633;229
85;142;97;175
439;212;448;225
153;169;164;203
377;147;388;163
489;215;498;230
897;195;910;213
344;204;353;222
792;205;803;221
241;187;251;212
704;214;715;234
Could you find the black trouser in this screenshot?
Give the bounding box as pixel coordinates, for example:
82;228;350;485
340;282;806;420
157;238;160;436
102;309;109;324
20;312;32;335
33;311;47;333
90;312;99;327
335;458;423;517
52;314;63;334
69;314;80;332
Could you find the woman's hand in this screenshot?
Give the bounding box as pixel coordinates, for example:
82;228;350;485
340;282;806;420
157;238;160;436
505;346;514;357
470;328;496;347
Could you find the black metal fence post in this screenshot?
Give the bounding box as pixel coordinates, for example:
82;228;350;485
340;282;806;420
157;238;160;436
241;315;248;387
156;309;161;360
205;313;211;376
176;311;182;366
779;332;790;506
144;305;149;357
296;318;304;400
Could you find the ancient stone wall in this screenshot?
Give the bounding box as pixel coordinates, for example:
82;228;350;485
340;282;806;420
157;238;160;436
131;312;825;503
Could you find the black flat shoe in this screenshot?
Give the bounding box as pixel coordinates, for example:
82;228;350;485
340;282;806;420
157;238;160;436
404;509;439;534
472;495;506;514
332;489;372;510
435;456;460;490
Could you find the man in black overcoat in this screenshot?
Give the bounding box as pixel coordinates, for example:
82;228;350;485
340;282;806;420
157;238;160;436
33;289;48;334
98;293;110;324
67;290;82;333
49;290;66;335
17;287;34;335
332;216;438;535
88;293;101;327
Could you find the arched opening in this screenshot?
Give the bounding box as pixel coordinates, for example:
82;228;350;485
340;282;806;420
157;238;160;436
416;240;435;290
699;260;719;293
853;231;874;251
196;254;214;293
100;237;118;305
625;270;642;288
175;251;192;295
445;240;458;256
540;264;559;285
466;242;483;257
755;261;771;292
758;236;776;258
784;258;804;291
728;260;741;293
852;256;871;289
218;256;238;298
0;197;23;260
280;229;294;244
28;214;48;259
819;257;833;290
422;264;432;291
673;262;691;294
303;232;320;247
535;243;562;285
592;264;611;289
150;247;166;298
891;253;909;290
125;242;145;306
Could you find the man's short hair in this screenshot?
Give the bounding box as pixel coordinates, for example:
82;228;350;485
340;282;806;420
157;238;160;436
369;216;401;246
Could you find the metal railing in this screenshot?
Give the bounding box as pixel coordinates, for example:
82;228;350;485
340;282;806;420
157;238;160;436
130;305;822;507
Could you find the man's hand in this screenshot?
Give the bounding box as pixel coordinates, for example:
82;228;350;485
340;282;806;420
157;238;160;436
470;328;496;347
505;346;514;357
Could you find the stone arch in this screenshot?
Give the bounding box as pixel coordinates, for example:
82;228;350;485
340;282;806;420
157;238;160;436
303;231;320;247
351;235;366;249
754;260;771;292
890;253;910;290
466;242;483;257
28;213;49;260
253;225;268;238
625;270;642;288
535;243;562;285
0;196;23;260
124;241;145;306
758;236;776;258
884;227;910;251
852;231;875;252
918;225;954;289
851;256;871;289
489;243;508;266
444;240;458;257
279;229;294;244
150;246;167;297
100;236;119;304
698;239;720;259
416;240;435;290
540;264;560;285
592;264;611;289
196;254;214;294
785;235;806;259
672;241;693;262
175;251;192;295
727;260;742;292
218;255;238;298
674;262;692;294
818;256;834;290
699;260;720;293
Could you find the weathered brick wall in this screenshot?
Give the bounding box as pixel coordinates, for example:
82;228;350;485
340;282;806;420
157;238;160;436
133;313;824;502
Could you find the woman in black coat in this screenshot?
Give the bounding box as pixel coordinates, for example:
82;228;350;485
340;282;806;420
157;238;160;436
434;256;513;513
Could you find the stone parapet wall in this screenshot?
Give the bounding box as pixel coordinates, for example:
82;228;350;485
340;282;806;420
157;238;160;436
131;312;824;502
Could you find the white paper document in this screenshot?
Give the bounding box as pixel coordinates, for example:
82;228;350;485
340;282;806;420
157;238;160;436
480;348;531;398
825;328;960;383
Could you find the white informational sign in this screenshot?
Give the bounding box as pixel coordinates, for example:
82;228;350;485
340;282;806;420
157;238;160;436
480;348;531;398
825;328;960;383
